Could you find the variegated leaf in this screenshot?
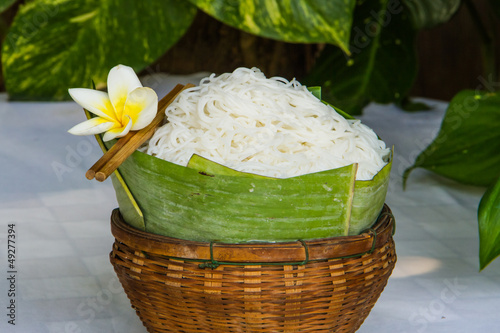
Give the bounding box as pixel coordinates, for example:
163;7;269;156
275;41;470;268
188;0;356;54
2;0;196;100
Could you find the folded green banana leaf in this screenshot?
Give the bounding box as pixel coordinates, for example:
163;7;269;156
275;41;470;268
110;147;357;242
349;154;392;235
99;86;391;243
187;152;393;237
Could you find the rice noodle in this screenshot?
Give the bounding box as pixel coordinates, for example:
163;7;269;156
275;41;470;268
144;67;390;180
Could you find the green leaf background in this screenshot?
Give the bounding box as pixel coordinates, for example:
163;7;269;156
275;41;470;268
189;0;356;54
2;0;196;100
404;90;500;187
304;0;417;114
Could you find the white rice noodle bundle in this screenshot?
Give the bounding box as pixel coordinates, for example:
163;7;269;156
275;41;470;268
145;67;390;180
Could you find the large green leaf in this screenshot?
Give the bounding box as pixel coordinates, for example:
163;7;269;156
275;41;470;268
304;0;417;114
402;0;461;30
2;0;196;100
404;90;500;187
188;0;356;54
0;0;16;13
479;177;500;270
112;150;357;243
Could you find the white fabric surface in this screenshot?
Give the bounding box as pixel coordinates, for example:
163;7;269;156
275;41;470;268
0;73;499;333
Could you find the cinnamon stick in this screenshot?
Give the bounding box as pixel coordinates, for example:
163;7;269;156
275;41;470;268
85;131;135;179
88;83;195;182
86;84;185;180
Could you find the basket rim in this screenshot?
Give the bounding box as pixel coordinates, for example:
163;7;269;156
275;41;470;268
110;204;394;264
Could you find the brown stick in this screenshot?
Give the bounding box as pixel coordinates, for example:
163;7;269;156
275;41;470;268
86;84;185;180
88;83;195;182
86;131;135;179
85;86;184;179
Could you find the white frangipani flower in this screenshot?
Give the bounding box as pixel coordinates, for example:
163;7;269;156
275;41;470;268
68;64;158;141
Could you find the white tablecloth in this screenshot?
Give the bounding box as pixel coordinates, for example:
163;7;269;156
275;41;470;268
0;74;499;333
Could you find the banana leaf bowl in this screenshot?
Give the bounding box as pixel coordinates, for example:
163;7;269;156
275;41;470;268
96;99;392;243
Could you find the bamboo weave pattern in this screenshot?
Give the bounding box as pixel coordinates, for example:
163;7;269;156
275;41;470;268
110;206;396;332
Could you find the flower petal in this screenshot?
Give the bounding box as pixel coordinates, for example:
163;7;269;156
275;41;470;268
123;87;158;131
108;65;143;122
102;115;133;142
68;88;117;122
68;117;115;136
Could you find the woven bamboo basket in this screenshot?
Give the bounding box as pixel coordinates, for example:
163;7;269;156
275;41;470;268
110;204;396;333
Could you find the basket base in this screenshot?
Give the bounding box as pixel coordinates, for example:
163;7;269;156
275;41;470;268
110;205;396;332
